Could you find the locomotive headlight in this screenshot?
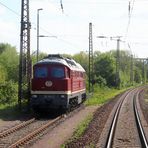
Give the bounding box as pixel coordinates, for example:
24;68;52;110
32;95;37;98
60;94;66;99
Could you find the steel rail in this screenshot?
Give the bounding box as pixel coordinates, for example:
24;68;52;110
134;90;148;148
9;116;62;148
0;118;35;138
105;90;131;148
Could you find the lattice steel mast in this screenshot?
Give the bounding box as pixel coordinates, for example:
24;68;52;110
130;55;134;85
18;0;31;108
88;23;94;93
116;37;120;88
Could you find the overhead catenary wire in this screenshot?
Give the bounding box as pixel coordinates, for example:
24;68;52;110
124;0;136;54
60;0;64;13
0;0;84;52
1;0;147;56
125;0;135;39
33;24;85;51
0;1;20;17
50;0;147;5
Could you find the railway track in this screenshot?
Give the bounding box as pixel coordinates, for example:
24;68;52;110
97;87;148;148
9;116;62;148
0;118;36;138
0;104;84;148
0;112;64;148
134;90;148;148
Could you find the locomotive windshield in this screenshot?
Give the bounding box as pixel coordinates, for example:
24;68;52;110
34;67;48;78
34;66;65;78
51;67;65;78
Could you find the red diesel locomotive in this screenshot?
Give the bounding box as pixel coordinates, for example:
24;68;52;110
30;54;86;111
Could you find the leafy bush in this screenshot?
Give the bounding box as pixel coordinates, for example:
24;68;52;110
94;75;106;87
0;43;19;82
94;53;116;87
0;64;7;83
0;81;18;105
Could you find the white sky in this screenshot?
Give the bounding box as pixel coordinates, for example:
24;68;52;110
0;0;148;58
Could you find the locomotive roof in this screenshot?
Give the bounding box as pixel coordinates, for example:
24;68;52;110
35;54;85;72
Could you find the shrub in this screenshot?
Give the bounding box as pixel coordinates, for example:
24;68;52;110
94;75;107;87
0;81;18;105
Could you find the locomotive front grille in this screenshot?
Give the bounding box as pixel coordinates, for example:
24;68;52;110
31;94;68;109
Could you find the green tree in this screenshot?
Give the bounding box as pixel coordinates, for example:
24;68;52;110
0;43;19;82
0;81;17;104
0;43;8;54
73;51;89;73
94;53;116;86
94;75;106;87
119;50;131;87
134;67;142;83
0;64;7;83
31;52;48;65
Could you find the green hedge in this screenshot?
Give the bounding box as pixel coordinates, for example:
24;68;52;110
0;81;18;105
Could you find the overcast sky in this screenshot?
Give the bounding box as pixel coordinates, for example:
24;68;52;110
0;0;148;58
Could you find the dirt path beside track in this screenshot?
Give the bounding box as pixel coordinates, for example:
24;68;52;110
31;106;98;148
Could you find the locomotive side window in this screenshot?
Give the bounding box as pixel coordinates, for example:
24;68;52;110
51;67;65;78
35;67;48;78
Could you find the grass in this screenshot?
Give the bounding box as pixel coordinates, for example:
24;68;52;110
0;101;30;121
0;103;21;120
71;114;93;139
61;114;93;148
85;86;127;106
144;89;148;103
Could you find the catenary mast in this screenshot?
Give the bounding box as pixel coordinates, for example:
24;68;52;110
88;23;94;93
18;0;31;108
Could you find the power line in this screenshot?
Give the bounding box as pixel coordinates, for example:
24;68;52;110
125;0;135;39
50;0;144;4
124;0;136;55
35;25;84;51
0;1;83;52
0;1;20;17
60;0;64;13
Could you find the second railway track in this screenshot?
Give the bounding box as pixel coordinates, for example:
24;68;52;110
0;104;84;148
0;118;36;138
9;116;62;148
0;117;60;148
